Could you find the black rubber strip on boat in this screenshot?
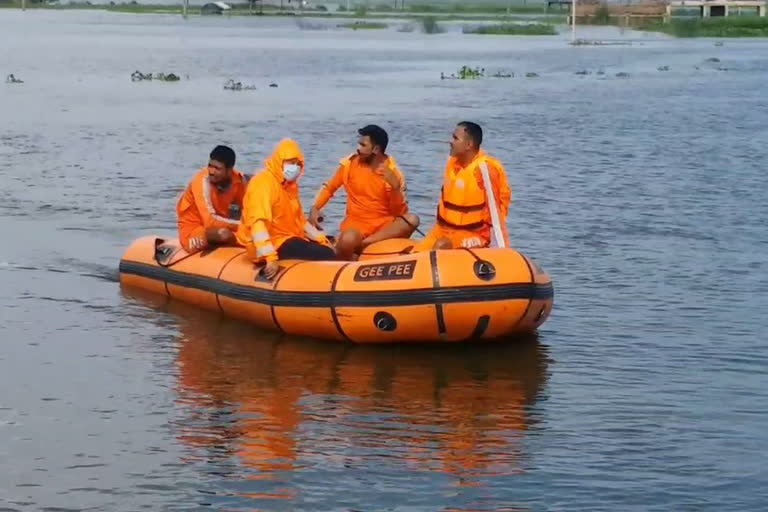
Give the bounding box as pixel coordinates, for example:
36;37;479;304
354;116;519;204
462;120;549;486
214;250;247;315
471;315;491;339
119;259;553;307
512;254;538;331
268;261;308;334
429;250;447;336
330;263;354;343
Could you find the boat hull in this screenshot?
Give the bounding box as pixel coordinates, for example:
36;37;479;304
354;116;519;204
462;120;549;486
119;235;554;344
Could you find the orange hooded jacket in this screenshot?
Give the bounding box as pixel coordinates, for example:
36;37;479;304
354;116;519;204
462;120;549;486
236;139;329;263
176;167;247;253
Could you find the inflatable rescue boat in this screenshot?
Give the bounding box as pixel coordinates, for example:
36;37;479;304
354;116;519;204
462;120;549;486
119;236;554;344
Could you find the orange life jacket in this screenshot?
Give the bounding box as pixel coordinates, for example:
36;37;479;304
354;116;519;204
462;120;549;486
436;156;489;231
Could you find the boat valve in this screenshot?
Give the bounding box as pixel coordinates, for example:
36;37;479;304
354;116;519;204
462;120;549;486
373;311;397;332
473;260;496;281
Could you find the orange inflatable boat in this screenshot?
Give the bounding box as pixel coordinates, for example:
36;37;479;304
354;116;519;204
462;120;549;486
118;236;554;344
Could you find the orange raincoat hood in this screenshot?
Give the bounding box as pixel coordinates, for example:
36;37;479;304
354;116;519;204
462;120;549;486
265;138;305;185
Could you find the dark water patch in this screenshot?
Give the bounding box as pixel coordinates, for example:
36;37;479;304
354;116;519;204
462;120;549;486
135;483;175;491
67;487;118;495
64;463;107;470
59;227;98;232
36;204;79;214
18;295;88;305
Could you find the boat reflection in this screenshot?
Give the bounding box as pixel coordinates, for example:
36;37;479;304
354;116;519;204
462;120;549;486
122;287;551;499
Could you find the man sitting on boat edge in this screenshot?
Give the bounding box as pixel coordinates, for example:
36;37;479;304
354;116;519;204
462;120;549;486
413;121;512;252
176;145;248;254
308;125;420;261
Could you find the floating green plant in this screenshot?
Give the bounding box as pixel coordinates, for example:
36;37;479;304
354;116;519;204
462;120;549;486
441;66;517;80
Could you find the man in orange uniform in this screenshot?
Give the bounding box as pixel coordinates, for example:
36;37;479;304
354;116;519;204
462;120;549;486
176;145;248;254
309;125;420;260
236;138;335;279
415;121;511;251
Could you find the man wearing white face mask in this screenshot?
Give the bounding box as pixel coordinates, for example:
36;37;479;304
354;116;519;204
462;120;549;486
236;138;336;279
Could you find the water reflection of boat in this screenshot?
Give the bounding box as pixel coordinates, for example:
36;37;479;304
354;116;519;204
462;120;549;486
123;287;551;496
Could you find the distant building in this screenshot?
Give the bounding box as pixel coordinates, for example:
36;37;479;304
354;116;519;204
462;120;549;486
201;1;232;14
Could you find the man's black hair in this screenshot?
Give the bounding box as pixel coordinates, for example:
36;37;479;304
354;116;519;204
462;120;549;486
358;125;389;153
457;121;483;148
210;145;236;168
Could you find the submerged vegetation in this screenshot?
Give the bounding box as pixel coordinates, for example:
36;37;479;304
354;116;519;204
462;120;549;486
402;2;549;15
463;23;556;35
421;16;443;34
338;21;388;29
453;66;486;79
130;71;181;82
437;66;669;81
571;39;633;46
223;79;257;91
439;66;515;80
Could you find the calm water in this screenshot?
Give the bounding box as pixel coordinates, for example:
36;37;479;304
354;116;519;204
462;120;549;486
2;10;768;511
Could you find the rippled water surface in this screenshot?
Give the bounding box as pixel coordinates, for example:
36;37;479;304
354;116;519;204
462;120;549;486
2;10;768;511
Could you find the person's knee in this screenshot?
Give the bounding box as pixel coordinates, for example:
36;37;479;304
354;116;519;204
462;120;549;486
337;228;363;251
433;237;452;250
334;228;363;260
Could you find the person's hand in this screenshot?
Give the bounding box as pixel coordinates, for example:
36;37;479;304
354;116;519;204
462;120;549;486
309;206;323;229
205;227;235;245
262;261;280;279
373;161;400;191
217;228;235;244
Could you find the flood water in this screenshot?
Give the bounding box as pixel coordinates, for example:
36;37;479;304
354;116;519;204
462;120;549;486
2;10;767;511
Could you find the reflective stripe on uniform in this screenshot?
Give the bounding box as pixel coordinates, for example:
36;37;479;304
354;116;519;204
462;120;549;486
251;231;270;243
256;243;276;257
189;237;206;250
202;176;240;226
460;236;485;249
